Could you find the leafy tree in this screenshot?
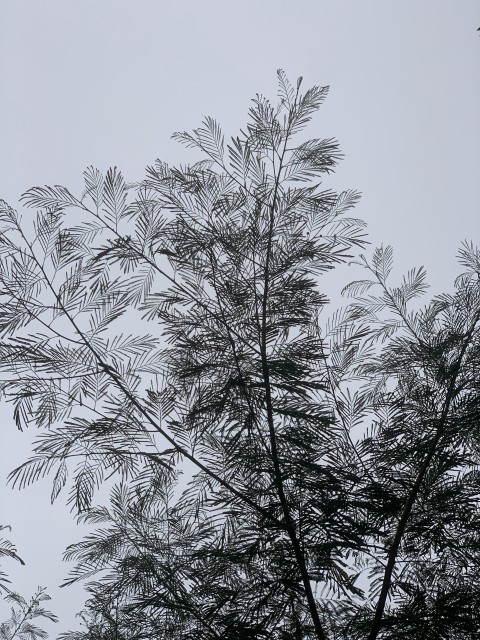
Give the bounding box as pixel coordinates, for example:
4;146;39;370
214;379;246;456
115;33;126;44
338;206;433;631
0;528;57;640
0;72;479;639
0;588;57;640
337;243;480;638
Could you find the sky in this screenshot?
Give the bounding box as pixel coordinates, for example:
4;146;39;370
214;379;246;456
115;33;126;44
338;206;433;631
0;0;479;634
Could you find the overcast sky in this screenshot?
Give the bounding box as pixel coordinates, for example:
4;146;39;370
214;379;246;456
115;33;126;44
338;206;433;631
1;0;479;634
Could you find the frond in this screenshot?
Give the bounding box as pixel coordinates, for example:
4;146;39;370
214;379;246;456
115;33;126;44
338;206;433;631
102;166;128;227
21;185;79;210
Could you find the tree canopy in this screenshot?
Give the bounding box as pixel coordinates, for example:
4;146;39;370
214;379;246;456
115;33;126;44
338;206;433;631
1;72;479;639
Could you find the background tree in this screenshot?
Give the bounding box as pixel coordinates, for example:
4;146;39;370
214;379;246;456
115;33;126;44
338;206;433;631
0;72;479;639
0;589;57;640
0;527;57;640
336;243;480;638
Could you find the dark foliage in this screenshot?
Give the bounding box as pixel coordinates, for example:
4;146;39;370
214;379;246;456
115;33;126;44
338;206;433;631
0;527;56;640
0;73;478;639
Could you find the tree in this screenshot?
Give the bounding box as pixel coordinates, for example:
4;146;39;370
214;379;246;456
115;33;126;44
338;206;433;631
0;72;479;639
339;243;480;638
0;589;57;640
0;527;57;640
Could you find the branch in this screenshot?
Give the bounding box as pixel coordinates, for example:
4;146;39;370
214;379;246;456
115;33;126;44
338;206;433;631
13;223;284;529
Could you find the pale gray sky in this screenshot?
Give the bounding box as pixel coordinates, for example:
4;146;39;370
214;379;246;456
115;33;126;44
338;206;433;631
1;0;479;634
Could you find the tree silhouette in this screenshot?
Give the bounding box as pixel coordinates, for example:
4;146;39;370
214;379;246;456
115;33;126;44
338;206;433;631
0;72;479;639
0;527;56;640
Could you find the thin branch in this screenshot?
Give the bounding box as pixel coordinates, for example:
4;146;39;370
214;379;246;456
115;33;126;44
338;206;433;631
13;222;285;529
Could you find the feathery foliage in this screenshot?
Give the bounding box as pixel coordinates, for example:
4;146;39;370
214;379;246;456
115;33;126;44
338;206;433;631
0;526;25;594
0;588;57;640
0;73;479;639
0;528;56;640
